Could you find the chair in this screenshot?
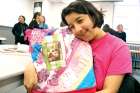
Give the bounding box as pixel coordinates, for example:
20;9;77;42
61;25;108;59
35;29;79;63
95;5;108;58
118;74;140;93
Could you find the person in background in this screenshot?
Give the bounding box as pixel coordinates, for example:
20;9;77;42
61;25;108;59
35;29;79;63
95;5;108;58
39;15;48;29
102;24;120;38
117;24;126;42
12;15;28;44
61;0;132;93
28;12;41;29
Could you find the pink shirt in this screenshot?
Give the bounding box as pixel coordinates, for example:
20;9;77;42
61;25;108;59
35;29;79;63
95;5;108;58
90;33;132;91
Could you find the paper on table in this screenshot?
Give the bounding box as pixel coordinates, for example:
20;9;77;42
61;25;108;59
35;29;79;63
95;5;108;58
0;45;29;55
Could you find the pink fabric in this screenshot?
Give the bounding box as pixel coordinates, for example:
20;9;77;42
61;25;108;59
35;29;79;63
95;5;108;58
30;27;96;92
24;28;48;52
25;29;48;45
90;33;132;91
24;29;49;43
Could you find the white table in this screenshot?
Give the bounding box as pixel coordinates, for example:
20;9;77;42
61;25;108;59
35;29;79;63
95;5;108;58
0;44;32;93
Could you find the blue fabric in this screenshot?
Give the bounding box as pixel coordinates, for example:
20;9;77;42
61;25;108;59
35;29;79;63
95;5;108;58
39;23;48;29
77;68;96;89
31;43;41;62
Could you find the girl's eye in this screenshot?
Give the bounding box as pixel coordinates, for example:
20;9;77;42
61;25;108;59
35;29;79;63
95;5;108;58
77;19;83;24
68;25;74;30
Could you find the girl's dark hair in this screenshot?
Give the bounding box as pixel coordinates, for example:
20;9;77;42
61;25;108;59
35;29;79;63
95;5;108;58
33;12;41;20
61;0;104;28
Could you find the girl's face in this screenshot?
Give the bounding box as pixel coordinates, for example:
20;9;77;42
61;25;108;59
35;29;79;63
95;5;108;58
65;12;97;42
36;15;40;23
39;16;45;23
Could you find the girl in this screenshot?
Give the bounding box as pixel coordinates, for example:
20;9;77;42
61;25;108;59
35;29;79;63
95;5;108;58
61;0;132;93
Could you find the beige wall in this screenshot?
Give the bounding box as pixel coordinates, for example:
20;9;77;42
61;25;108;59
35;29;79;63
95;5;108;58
42;1;114;28
0;0;34;27
113;0;140;42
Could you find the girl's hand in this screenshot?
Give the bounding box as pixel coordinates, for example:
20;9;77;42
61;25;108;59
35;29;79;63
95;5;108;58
24;62;38;93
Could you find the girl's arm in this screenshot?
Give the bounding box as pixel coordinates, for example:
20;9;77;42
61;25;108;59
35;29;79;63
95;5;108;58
96;75;124;93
